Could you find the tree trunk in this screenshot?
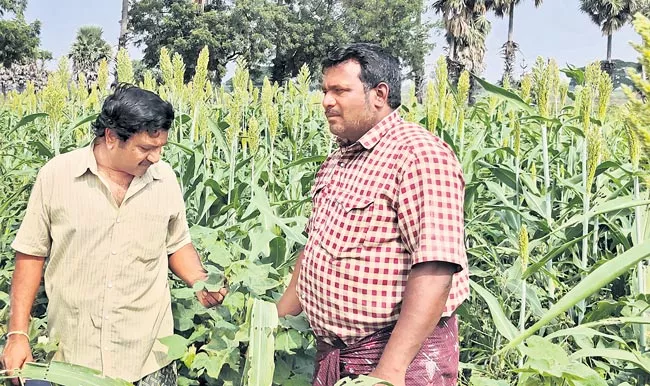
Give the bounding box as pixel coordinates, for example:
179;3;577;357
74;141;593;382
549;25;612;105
507;2;515;43
606;32;612;62
414;69;424;103
501;2;516;85
118;0;129;49
414;8;425;103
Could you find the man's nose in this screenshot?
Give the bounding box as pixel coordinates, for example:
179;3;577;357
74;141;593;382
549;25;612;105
322;92;335;109
148;148;161;163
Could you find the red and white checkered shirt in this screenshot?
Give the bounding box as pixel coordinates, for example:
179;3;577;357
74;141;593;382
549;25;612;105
297;110;469;345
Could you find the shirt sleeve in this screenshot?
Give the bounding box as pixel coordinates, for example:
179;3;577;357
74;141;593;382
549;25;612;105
166;179;192;255
11;167;52;257
396;146;467;271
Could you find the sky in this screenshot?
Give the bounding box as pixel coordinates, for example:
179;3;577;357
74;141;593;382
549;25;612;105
21;0;644;82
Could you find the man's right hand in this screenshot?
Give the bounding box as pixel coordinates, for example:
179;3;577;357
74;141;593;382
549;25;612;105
1;334;33;385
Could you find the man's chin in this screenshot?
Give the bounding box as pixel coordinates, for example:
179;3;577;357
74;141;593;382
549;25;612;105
328;124;345;138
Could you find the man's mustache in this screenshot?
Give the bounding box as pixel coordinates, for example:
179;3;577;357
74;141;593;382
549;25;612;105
325;108;340;117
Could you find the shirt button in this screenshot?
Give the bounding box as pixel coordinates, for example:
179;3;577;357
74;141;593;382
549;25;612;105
314;240;319;246
111;251;117;255
104;316;108;320
107;283;113;288
116;218;120;223
338;161;346;167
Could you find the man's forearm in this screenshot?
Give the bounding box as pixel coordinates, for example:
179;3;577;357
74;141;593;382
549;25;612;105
372;261;456;381
9;252;46;333
277;251;304;317
168;243;207;286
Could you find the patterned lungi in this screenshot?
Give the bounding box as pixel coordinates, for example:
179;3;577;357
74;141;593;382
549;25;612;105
313;315;459;386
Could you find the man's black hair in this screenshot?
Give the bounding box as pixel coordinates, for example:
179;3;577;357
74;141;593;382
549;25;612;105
92;83;174;141
322;43;401;109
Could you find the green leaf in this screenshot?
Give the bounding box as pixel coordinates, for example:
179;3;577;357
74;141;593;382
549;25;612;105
248;227;278;260
471;74;534;114
275;329;304;354
280;155;327;170
243;299;279;386
0;361;131;385
469;280;518;342
545;326;626;344
499;238;650;353
469;375;510;386
520;336;569;365
570;348;650;373
523;234;591;279
159;334;189;360
192;269;225;292
11;113;48;133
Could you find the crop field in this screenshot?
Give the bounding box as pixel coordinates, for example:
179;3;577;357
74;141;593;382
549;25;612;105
2;21;650;386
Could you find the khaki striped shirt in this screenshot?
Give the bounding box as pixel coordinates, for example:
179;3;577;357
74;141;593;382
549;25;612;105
12;143;191;382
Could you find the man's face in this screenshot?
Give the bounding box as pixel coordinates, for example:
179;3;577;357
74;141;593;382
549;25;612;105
108;130;168;177
321;60;377;143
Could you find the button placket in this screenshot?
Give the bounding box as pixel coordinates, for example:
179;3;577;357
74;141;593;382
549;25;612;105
101;207;122;368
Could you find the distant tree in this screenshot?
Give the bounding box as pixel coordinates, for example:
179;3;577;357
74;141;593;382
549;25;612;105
493;0;543;84
432;0;495;85
129;0;279;83
0;0;26;16
0;0;41;67
118;0;128;49
69;26;112;85
580;0;647;75
343;0;433;100
269;0;349;84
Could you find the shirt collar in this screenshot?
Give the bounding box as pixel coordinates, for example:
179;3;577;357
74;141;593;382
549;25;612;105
72;141;162;180
337;110;403;152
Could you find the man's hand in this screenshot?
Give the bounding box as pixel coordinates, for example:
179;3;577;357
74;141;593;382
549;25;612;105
196;287;228;308
1;334;33;385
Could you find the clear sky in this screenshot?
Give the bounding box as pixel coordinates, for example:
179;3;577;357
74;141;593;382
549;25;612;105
23;0;644;82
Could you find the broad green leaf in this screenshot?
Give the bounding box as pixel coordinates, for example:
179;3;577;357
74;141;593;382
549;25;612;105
471;74;534;113
469;280;518;342
275;329;304;354
570;348;650;373
560;362;607;386
469;376;510;386
248;228;278;260
280;156;327;170
0;361;131;385
11;113;48;133
546;326;626;344
243;299;279;386
499;238;650;353
160;334;189;360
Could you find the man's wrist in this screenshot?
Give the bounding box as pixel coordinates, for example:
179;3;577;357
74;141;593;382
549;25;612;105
188;270;208;287
6;330;30;341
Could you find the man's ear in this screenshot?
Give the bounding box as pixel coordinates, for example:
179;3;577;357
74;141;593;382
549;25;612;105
105;128;117;149
373;82;390;108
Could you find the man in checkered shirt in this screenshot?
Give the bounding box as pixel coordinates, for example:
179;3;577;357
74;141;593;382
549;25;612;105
277;43;469;386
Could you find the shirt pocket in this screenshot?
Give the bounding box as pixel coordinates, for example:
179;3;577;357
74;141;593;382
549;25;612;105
129;211;169;263
318;191;375;259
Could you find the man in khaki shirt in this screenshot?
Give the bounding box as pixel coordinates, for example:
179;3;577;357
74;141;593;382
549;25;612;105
1;84;227;385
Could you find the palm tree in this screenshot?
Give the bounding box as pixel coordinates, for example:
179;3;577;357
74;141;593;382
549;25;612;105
580;0;646;76
432;0;495;84
69;26;112;86
119;0;129;49
493;0;543;84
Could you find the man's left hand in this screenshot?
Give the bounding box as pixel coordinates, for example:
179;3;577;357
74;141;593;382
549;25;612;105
196;287;228;307
368;369;405;386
